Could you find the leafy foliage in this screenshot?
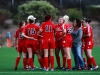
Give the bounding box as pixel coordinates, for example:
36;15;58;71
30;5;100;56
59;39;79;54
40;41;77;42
13;1;58;24
85;5;100;21
67;8;83;21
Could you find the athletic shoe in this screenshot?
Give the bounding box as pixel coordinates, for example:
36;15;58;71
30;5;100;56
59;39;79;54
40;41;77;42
14;67;17;70
77;67;82;70
26;65;29;69
34;66;38;69
88;68;93;70
39;67;44;70
62;67;66;70
93;66;99;70
45;69;49;71
55;66;62;69
65;68;72;71
51;69;54;71
31;68;35;71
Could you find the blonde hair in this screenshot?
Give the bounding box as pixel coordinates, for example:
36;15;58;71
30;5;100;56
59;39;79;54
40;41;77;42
63;15;69;24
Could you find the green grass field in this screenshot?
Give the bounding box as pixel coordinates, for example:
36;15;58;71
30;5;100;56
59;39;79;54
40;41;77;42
0;46;100;75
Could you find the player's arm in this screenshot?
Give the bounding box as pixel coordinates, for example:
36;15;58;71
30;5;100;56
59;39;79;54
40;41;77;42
59;24;66;40
83;27;91;38
14;37;18;51
83;32;91;38
22;32;37;40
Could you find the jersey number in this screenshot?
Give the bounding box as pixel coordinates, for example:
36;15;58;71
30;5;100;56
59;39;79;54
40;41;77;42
28;28;36;35
45;25;52;32
19;32;23;39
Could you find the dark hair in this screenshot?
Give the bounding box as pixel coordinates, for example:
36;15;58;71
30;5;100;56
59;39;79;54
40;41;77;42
45;14;52;21
83;18;91;23
29;19;34;23
18;20;24;28
75;19;81;28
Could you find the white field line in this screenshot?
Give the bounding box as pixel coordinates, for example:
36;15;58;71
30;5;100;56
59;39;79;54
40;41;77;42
0;72;100;74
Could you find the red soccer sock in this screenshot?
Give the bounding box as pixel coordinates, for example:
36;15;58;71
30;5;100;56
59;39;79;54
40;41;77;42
50;56;54;69
28;58;34;68
44;57;48;70
48;57;50;68
56;56;60;67
63;57;66;68
23;58;27;69
90;57;97;66
15;57;20;68
38;58;44;68
67;59;72;69
87;58;91;65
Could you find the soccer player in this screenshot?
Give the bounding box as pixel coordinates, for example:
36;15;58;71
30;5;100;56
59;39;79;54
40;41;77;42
22;15;44;70
61;15;72;70
14;21;27;70
39;14;55;71
83;19;99;70
55;16;64;69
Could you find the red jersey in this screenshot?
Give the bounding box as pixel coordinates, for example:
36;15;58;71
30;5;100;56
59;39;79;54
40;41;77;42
55;24;63;41
23;23;39;39
14;28;25;45
82;26;87;40
84;26;93;42
62;23;72;40
41;21;55;39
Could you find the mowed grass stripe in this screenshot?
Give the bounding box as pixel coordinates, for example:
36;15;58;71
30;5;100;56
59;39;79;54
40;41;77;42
0;72;100;73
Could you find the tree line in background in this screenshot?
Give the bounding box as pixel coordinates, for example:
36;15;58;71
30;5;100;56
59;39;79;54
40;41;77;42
0;0;100;28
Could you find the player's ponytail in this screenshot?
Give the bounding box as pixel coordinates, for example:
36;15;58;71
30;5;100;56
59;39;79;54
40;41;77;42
18;20;24;32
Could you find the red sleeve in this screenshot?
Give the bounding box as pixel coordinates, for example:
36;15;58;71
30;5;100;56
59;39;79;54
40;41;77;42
14;30;18;38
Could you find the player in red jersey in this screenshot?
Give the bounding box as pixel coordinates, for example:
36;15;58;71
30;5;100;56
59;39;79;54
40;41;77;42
39;14;55;71
22;15;44;70
55;16;64;69
83;19;98;70
60;15;72;71
81;20;87;69
14;21;27;70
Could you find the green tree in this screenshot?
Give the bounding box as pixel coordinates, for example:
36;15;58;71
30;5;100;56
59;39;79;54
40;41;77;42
67;8;83;21
14;1;58;23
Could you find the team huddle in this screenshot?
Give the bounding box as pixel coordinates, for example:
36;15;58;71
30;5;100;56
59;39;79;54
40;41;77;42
14;14;99;71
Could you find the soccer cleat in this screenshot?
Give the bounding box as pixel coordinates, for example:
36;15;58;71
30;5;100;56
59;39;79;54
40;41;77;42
88;68;93;70
26;65;29;69
93;66;99;70
39;67;45;70
77;67;82;70
44;68;49;71
55;66;62;69
14;67;17;70
31;68;35;71
45;69;49;71
65;68;72;71
34;66;38;69
51;69;54;71
62;67;66;70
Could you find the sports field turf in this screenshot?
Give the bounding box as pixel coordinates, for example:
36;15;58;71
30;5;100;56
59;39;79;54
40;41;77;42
0;46;100;75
